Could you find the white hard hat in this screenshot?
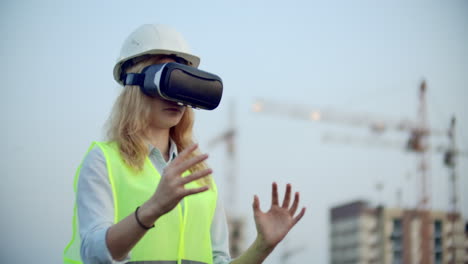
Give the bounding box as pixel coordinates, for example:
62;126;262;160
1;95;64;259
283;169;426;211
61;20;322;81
113;24;201;85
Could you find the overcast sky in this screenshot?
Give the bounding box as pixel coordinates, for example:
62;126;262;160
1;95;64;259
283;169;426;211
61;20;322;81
1;0;467;263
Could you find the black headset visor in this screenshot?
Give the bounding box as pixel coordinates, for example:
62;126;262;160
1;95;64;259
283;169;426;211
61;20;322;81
124;62;223;110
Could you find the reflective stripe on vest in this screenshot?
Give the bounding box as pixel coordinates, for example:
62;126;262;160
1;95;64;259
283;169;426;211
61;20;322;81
63;141;217;264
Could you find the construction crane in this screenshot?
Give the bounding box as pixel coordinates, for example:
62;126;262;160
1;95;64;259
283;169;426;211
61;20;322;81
443;117;463;215
252;80;445;209
207;101;245;258
441;116;467;263
252;80;465;264
322;117;467;210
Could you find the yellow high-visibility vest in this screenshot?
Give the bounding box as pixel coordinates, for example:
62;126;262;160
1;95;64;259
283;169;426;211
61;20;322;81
63;141;217;264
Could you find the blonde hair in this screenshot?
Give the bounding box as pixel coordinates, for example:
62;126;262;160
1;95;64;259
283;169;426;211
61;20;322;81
106;56;211;186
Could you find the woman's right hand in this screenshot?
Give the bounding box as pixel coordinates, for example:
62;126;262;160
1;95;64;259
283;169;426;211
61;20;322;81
106;144;211;261
146;143;212;217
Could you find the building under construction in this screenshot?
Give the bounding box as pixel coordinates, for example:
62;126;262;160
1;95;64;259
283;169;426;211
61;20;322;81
329;200;468;264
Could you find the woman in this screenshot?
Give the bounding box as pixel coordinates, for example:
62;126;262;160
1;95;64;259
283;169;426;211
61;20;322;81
64;24;306;264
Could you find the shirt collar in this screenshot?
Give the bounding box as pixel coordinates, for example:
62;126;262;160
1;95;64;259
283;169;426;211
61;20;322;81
168;138;178;160
147;139;178;162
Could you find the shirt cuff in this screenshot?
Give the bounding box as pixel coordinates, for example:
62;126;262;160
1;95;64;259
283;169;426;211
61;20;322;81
81;226;130;264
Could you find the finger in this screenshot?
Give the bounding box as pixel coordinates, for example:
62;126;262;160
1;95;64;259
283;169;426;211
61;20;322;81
289;192;299;215
175;153;209;174
292;207;306;226
281;183;292;208
182;185;209;197
172;143;198;166
271;182;279;206
252;195;261;214
179;168;212;185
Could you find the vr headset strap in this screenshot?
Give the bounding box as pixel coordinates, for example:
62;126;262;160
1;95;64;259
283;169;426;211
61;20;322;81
123;73;145;86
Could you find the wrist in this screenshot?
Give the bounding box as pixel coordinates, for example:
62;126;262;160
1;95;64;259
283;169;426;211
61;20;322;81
135;206;154;229
138;202;162;227
253;236;275;254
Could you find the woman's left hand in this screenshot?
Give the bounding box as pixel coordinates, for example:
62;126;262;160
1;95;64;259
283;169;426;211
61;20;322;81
252;182;306;250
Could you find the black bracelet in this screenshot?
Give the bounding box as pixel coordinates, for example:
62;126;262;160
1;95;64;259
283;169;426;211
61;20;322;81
135;206;155;230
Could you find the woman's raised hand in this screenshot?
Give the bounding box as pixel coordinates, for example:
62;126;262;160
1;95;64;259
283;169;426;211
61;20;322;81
253;182;306;250
149;143;211;216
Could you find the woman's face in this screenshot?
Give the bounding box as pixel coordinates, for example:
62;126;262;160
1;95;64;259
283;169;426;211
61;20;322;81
148;56;186;130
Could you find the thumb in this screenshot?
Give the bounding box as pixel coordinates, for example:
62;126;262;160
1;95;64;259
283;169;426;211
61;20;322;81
252;195;261;213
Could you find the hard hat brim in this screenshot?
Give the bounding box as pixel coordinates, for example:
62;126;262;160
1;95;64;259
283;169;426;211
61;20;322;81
113;49;200;85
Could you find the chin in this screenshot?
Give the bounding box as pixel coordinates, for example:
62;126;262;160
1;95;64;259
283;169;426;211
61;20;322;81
152;119;182;129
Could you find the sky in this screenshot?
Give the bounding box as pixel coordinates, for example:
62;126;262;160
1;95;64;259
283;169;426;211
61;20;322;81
1;0;467;263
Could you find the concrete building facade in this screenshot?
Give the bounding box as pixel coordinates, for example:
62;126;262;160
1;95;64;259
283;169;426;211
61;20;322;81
330;200;468;264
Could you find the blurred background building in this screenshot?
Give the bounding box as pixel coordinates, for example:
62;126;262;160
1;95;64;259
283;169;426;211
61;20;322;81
329;200;468;264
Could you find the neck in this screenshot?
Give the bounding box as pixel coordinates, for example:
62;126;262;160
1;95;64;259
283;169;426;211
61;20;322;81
146;127;171;161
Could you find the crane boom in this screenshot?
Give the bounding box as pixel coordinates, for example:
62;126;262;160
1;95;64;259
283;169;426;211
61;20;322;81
252;81;446;209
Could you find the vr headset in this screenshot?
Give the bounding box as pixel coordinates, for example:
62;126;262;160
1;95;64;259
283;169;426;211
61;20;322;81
123;62;223;110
